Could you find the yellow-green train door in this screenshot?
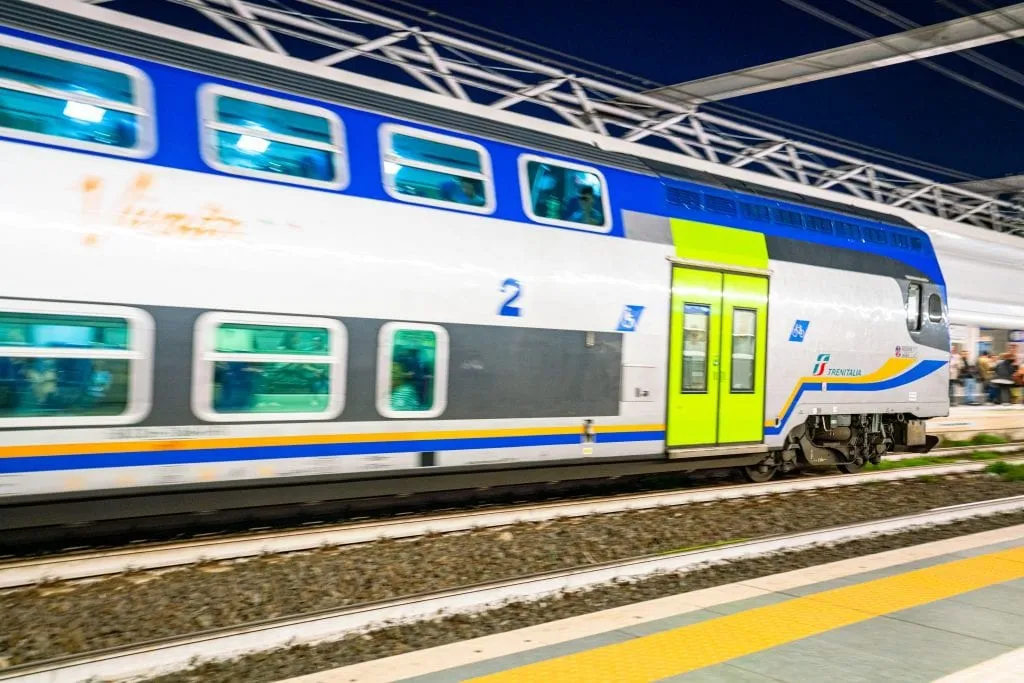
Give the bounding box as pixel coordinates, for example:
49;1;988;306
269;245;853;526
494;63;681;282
717;273;769;444
666;267;723;447
667;267;768;448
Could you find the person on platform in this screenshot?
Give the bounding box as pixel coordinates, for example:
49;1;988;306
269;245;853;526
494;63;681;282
991;352;1018;405
949;349;963;405
959;350;980;405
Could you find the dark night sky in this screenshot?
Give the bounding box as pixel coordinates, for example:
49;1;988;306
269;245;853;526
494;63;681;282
111;0;1024;182
399;0;1024;181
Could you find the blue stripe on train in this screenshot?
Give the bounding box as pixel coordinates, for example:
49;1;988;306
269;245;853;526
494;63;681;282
0;24;945;284
0;430;667;474
764;360;946;436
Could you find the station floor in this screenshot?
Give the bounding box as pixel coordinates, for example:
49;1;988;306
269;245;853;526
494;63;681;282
929;404;1024;438
283;526;1024;683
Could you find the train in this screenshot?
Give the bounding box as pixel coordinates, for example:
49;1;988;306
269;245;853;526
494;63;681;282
2;0;1023;531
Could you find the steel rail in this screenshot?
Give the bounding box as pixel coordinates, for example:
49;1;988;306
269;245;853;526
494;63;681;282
5;494;1023;683
2;450;1019;590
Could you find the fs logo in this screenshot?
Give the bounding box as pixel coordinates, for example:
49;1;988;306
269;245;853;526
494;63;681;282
810;353;862;377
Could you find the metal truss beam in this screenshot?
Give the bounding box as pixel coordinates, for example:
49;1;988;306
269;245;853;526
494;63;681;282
949;174;1024;201
640;2;1024;105
49;0;1024;235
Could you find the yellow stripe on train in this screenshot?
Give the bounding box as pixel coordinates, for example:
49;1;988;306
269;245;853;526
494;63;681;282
764;357;917;428
0;423;667;459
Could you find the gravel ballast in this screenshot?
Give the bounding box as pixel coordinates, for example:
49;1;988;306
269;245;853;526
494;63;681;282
1;474;1020;667
146;511;1024;683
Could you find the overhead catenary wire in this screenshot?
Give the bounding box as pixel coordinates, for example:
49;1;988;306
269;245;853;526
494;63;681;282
320;0;991;180
142;0;1024;209
223;0;986;181
171;0;1007;182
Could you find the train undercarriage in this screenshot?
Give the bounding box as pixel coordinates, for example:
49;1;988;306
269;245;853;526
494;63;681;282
743;414;940;483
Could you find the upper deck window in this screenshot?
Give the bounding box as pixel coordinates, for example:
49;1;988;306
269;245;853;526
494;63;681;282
380;124;494;214
740;202;770;222
198;85;347;190
805;215;833;235
864;226;889;245
834;221;861;241
891;232;911;249
519;154;611;232
0;35;153;157
771;208;803;228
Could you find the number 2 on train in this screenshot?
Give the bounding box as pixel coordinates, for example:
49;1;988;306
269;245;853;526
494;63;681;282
499;278;522;317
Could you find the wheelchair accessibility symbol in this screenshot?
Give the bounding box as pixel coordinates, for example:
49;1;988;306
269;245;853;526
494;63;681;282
617;305;645;332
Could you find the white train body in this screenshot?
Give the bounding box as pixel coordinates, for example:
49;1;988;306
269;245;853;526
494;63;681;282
1;0;1018;513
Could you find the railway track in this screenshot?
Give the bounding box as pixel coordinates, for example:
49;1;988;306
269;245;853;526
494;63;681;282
5;495;1023;683
3;435;1015;558
3;449;1020;590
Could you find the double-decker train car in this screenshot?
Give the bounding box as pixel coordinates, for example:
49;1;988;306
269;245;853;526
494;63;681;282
1;0;1005;529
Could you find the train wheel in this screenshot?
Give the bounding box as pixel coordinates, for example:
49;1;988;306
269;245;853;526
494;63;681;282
743;458;778;483
838;454;866;474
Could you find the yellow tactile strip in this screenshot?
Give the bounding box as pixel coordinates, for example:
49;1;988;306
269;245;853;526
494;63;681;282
467;546;1024;683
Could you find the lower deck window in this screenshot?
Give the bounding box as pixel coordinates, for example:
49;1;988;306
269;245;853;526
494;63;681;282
193;314;346;422
730;309;757;392
681;304;710;393
377;323;449;418
0;303;151;426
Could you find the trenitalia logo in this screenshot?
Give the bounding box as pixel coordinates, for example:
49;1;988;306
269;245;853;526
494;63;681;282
811;353;863;377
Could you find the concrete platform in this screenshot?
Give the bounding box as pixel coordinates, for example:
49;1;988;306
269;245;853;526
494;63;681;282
279;526;1024;683
930;404;1024;441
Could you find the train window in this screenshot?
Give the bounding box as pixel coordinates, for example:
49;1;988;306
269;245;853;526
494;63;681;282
376;322;449;419
730;309;757;393
805;215;833;235
704;194;737;216
740;203;770;222
380;124;494;214
519;154;611;232
906;283;922;332
864;227;888;245
0;35;154;157
666;187;701;209
191;313;346;422
681;304;710;393
198;85;347;190
835;221;861;241
928;293;943;323
771;208;803;228
0;301;152;427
